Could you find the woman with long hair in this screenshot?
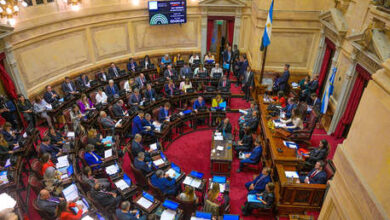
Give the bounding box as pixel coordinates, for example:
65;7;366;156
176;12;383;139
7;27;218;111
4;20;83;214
77;94;94;114
206;182;225;206
279;108;304;132
178;185;198;203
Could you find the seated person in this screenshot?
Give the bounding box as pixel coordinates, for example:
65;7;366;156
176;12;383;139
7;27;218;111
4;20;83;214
70;104;83;132
174;53;183;64
112;100;127;118
81;166;110;190
77;74;91;90
95;88;108;105
204;183;226;212
133;152;152;176
34;96;53;128
237;139;262;173
164;65;177;80
281;97;297;118
189;53;200;66
0;134;15;163
36;189;63;219
179;78;193;93
179;63;193;79
97;68;109;82
87;128;105;156
136;73;147;89
17;94;35;129
61;77;78;95
211;63;223;78
128;88;143;107
41;153;55;178
299;75;310;91
160;54;171;68
124;78;138;93
216;118;232;137
193;96;206;112
278;109;304;132
144;83;156;101
298;161;327;184
48;127;65;148
90;182;122;209
239;111;259;139
100;111;121;129
40;137;62;163
108;62;122;78
245;167;272;194
165;80;177;97
212;94;224;109
218;75;231;90
240;101;258;121
272;91;286;108
132;111;144;136
141;113;156;137
77;94;94;114
2;122;19;144
242;182;275;216
141;55;152;69
84;144;103;170
44;85;60;104
308;93;321;112
105;80;120;98
56;200;83;219
116;201;146;220
127;58;137;72
303;139;329;170
178;185;198;203
194;64;207;77
158;102;171;123
204;51;215;64
150;169;178;196
41;154;62;194
233;128;253;156
131;134;151;161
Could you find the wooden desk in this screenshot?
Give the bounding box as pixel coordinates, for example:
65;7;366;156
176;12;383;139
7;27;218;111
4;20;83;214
134;194;161;214
275;163;327;215
210;133;232;176
154;205;184;220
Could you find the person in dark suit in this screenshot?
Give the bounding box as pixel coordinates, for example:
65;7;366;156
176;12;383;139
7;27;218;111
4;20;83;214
242;182;275;216
237;139;263;172
242;66;254;102
133;152;152;176
108;62;121;78
84;144;103;170
303;140;329;170
116;201;146;220
39;137;62;163
128;88;143;108
222;46;232;77
140;55;152;70
81;166;111;190
141;113;155;137
238;55;249;86
132;111;144;136
135;73;147;89
144;84;156;101
193;96;206;112
97;68;109;82
164;65;177;80
309;93;321;112
179;63;193;79
17;94;35;129
218;75;231;90
245;168;272;194
77;74;91;90
158;102;171;123
105;80;120;98
234;127;253;156
278;64;290;92
99;111;119;129
90;182;122;209
127;58;137;72
164;80;177;97
43;85;60;104
216;118;232;137
239;111;259;139
131;134;151;161
61;77;78;95
112;100;127;118
150;169;178;196
36;189;63;218
299;161;327;184
282;97;297;119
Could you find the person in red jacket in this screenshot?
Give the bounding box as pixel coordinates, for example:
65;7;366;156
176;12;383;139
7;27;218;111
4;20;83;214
56;200;83;220
41;153;55;177
272;91;286;108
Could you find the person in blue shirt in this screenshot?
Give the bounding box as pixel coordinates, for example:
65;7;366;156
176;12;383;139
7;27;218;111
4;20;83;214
84;144;103;170
150;169;178;196
127;58;137;72
133;152;152;176
158;102;171;123
132;111;144;136
237;139;263;173
245;167;272;194
116;201;146;220
105;80;119;98
141;113;155;137
193;96;206;112
160;54;171;66
282;97;297;118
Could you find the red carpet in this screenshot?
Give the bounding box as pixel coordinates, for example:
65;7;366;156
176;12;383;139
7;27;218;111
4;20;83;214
229;97;250;110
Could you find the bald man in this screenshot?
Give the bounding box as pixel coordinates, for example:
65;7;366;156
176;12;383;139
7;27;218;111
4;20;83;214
36;189;64;218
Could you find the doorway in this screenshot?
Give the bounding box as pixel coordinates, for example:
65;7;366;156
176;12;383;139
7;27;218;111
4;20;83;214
206;16;235;63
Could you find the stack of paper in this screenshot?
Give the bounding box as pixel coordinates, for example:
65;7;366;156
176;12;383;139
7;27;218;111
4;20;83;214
283;141;298;149
56;155;69;168
183;176;202;188
291;82;299;88
216;146;224;151
46;104;53;110
273;120;284;128
166;168;180;179
153;159;165;166
67;132;75;139
214;135;223;141
0;193;16;211
285;171;299;178
161;209;176;220
137;197;153;209
104;149;113;158
105;164;119;175
150;143;158;151
115;179;129;190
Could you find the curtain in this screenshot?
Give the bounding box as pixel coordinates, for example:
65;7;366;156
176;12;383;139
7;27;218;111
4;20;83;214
333;64;371;138
207;19;214;52
0;53;18;99
317;38;335;95
227;20;235;45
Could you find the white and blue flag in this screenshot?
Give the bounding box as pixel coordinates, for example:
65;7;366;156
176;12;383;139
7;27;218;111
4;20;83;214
260;0;274;51
321;67;336;114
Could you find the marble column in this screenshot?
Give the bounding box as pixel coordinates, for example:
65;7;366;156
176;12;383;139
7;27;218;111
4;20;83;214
233;9;241;48
327;53;357;134
200;9;208;59
312;30;326;75
4;41;27;97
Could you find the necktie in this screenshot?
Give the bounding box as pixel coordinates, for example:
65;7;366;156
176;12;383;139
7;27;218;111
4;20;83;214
310;170;318;178
68;83;73;92
140;79;144;87
169;70;172;76
111;87;115;94
254;175;266;187
114;68;118;76
149;90;153;98
223;81;226;87
92;152;99;162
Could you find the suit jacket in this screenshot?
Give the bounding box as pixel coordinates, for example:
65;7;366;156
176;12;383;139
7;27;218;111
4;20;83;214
307;148;327;164
36;195;60;218
131;140;144;157
223;50;232;64
247;145;262;163
128;94;142;106
108;66;121;78
97;72;109;81
279;70;290;91
150;174;176;194
84;151;102;168
248;174;271;193
218;79;231;89
243;71;254;87
77;76;90;89
105;85;120;97
140;60;152;69
39;143;60;160
91;189;118;208
308;80;319;93
135;77;147;89
283;104;297;118
193;100;206;110
241;134;253;149
116;209;139;220
158;108;170;123
164;69;177;79
239;60;249;76
217;122;232;135
132;115;143;136
307;169;327;184
245;117;259;132
112;103;125;117
127;62;137;72
101;116;115;129
44;91;60;104
61;81;77;95
164;85;177;97
144;88;156;100
134;158;152;176
141;119;155;135
180;67;193;78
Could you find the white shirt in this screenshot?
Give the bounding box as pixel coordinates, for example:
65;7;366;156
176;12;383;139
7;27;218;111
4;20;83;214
211;67;223;78
189;55;200;65
124;81;131;92
96;92;108;104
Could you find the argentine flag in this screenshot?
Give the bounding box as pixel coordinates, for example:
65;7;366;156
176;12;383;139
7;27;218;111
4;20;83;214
260;0;274;51
321;67;336;114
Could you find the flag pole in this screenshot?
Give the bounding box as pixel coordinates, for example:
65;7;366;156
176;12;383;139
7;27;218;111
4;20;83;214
259;46;268;85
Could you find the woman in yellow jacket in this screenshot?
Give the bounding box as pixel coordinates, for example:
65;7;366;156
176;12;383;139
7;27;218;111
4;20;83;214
212;94;224;108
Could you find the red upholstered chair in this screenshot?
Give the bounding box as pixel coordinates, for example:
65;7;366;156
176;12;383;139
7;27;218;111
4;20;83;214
130;162;149;189
324;159;336;181
63;108;73;131
177;198;197;220
288;110;320;145
147;178;165;201
28;174;44;195
31;159;43;179
33;199;54;220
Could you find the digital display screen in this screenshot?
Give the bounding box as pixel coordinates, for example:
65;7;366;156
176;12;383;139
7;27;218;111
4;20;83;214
148;1;187;25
